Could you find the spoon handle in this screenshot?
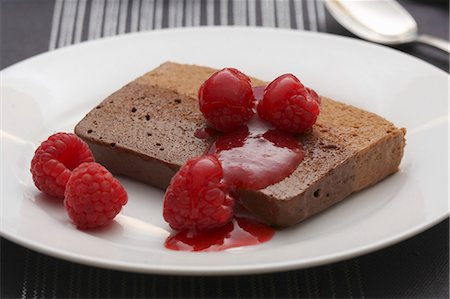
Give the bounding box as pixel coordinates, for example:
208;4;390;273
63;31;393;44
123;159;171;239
415;35;450;53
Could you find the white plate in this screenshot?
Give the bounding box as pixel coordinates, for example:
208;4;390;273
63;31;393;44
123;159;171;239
1;27;448;275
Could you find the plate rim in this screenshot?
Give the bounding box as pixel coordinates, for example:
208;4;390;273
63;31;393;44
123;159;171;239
1;27;449;275
1;213;448;275
1;26;448;76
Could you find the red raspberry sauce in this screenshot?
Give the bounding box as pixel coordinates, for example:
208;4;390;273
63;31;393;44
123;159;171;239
165;86;304;252
209;117;304;190
165;216;274;251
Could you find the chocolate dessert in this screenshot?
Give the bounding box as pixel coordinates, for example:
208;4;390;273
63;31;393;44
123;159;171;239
75;62;406;226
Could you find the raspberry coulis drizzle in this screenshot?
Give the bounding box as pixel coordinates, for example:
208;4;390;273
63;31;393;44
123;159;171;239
165;215;274;251
209;118;304;190
165;86;305;251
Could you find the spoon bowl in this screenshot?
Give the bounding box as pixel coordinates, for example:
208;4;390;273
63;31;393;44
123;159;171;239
325;0;449;52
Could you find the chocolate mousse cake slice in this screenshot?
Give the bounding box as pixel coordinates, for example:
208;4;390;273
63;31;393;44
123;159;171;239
75;62;406;226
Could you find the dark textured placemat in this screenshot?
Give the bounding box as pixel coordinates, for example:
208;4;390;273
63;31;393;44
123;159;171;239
1;0;449;298
1;221;448;298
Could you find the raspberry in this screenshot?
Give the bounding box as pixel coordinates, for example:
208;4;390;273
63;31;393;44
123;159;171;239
163;155;234;231
30;132;94;198
64;162;128;230
257;74;320;134
198;68;255;132
306;87;321;105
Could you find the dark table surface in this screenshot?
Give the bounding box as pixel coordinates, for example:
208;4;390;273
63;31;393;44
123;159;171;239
1;0;449;298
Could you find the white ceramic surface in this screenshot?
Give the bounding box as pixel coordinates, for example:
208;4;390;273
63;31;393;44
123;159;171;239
1;27;448;275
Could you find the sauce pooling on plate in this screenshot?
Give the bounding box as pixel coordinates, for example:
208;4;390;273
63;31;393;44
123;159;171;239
165;216;274;251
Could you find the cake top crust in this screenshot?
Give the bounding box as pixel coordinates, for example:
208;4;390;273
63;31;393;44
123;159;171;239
75;62;404;200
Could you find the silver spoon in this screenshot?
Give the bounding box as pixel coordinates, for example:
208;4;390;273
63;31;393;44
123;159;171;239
324;0;449;53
